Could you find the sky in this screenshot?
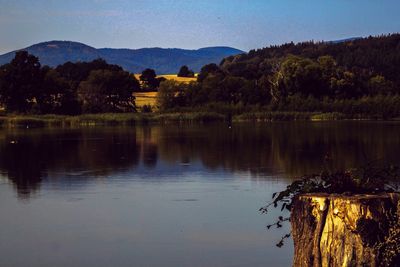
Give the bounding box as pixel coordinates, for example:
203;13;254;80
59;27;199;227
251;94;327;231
0;0;399;54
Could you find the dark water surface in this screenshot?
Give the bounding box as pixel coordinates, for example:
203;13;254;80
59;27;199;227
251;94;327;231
1;122;399;267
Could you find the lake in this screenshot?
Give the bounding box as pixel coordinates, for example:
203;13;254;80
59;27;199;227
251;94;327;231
1;122;399;267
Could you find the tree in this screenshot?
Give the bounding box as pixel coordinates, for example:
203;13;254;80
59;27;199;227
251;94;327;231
330;71;357;98
255;74;273;105
368;75;393;95
78;69;139;113
197;63;224;82
0;51;42;113
318;55;337;78
56;58;122;84
34;67;72;114
200;75;222;103
182;81;201;106
177;65;194;77
156;80;186;110
278;55;324;97
139;68;160;91
55;59;123;94
216;76;244;104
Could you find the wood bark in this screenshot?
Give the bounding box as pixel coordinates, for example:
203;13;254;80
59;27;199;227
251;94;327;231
291;193;399;267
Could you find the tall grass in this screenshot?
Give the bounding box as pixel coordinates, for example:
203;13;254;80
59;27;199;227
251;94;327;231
310;112;346;121
0;112;226;128
233;111;314;122
1;99;398;129
154;112;225;123
0;113;149;128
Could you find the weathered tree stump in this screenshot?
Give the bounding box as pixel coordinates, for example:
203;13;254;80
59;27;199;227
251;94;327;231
291;193;399;267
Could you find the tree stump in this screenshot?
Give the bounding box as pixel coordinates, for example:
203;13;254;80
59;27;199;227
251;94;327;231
291;193;399;267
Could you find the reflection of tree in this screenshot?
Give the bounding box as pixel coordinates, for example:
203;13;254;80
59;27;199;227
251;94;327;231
1;122;399;198
155;123;400;179
0;141;46;198
267;122;400;176
141;127;158;168
0;128;142;198
74;129;141;174
0;130;84;198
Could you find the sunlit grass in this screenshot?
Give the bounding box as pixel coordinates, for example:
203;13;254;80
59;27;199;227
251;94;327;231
133;73;197;83
310;112;346;121
158;74;197;83
132;74;197;108
134;92;158;107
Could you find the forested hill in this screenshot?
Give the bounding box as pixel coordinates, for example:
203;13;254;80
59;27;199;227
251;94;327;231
152;33;400;118
221;34;400;87
0;41;243;74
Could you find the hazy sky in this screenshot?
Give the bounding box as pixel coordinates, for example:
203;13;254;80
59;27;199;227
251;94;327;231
0;0;399;54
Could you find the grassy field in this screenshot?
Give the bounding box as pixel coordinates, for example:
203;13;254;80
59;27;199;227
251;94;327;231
133;74;197;83
134;92;158;108
133;74;197;108
158;74;197;83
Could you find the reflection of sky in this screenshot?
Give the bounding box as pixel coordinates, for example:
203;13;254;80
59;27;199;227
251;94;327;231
2;122;400;266
42;159;286;194
0;165;292;267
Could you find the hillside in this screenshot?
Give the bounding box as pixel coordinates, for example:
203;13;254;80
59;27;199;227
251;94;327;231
220;34;400;84
0;41;243;74
147;33;400;118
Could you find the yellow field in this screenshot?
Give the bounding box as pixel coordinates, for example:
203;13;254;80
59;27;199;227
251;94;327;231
134;92;158;107
133;74;197;83
158;74;197;83
133;74;197;108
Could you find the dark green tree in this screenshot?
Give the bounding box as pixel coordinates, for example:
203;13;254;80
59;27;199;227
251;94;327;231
368;75;393;95
56;58;122;83
78;69;139;113
182;81;201;106
330;71;357;98
197;63;224;82
157;80;186;110
217;76;244;104
177;65;194;77
139;68;160;91
0;51;42;113
34;67;71;114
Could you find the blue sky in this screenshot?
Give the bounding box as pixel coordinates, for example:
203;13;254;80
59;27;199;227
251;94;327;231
0;0;399;54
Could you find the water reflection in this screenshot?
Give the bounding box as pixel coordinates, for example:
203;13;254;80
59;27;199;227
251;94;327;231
0;122;400;198
0;128;142;198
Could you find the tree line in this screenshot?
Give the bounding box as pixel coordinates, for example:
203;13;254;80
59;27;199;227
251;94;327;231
156;34;400;118
1;34;400;117
0;51;173;114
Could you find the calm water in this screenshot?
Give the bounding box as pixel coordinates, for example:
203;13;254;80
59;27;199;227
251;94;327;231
1;122;400;267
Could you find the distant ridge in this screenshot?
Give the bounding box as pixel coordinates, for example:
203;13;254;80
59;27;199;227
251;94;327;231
0;41;243;74
327;37;362;44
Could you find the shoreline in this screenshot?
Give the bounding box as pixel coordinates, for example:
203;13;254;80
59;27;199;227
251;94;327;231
0;112;399;128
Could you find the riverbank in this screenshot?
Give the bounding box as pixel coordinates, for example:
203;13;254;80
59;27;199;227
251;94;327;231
0;111;398;128
232;111;395;121
0;112;226;128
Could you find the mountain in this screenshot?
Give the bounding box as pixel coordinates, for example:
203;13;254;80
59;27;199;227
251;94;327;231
0;41;243;74
327;37;362;44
